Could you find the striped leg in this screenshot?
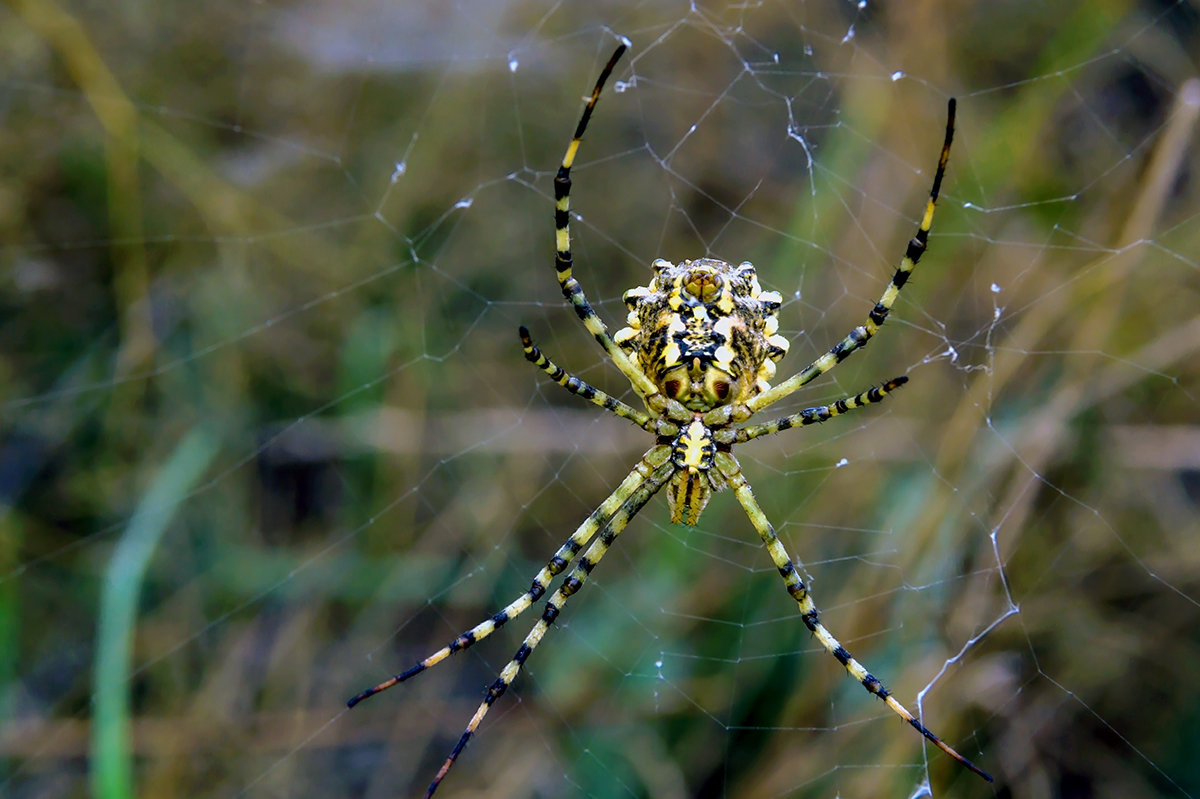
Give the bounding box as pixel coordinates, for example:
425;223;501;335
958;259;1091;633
725;376;908;444
746;99;955;415
423;458;675;798
715;451;993;782
553;44;661;401
519;325;660;432
347;448;668;708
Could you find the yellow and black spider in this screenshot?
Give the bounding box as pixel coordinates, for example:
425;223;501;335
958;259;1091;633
349;43;991;795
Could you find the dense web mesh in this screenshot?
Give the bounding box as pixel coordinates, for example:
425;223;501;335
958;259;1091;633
4;1;1200;797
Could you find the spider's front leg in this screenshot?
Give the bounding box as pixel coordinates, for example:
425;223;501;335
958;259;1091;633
713;450;993;782
347;447;667;708
422;451;675;798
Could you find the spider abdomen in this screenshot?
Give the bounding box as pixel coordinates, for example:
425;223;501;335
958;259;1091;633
614;258;790;411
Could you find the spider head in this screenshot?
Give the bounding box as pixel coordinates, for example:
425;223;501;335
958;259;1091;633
664;419;730;525
614;258;790;410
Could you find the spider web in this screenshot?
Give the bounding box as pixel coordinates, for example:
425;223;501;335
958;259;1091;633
4;1;1200;797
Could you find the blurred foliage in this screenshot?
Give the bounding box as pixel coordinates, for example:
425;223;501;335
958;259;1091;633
3;1;1200;798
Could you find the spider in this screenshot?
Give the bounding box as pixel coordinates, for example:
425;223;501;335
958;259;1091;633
349;43;992;796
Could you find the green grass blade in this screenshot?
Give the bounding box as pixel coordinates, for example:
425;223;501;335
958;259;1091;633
90;428;219;799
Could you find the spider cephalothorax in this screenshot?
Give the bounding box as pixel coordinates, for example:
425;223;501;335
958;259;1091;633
349;44;990;797
615;257;790;410
663;418;724;525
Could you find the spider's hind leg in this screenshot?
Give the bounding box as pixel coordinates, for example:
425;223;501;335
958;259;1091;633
550;44;662;402
745;98;956;416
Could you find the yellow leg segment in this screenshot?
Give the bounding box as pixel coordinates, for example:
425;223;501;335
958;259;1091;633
716;450;993;782
725;376;908;444
422;454;675;797
746;98;956;415
552;44;662;401
347;448;668;709
519;325;665;433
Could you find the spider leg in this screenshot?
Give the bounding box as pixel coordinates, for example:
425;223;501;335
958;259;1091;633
423;456;676;798
347;447;670;708
715;450;993;782
722;376;907;444
553;44;662;402
519;325;665;433
746;99;955;416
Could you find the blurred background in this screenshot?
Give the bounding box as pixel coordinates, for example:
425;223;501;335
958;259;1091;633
3;1;1200;797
